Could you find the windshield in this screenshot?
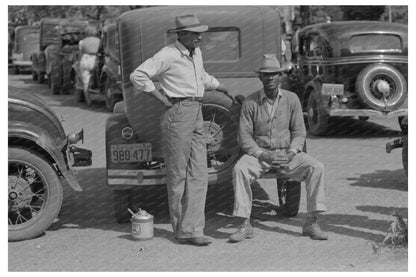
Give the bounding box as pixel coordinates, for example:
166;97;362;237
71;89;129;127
16;30;39;52
349;34;402;53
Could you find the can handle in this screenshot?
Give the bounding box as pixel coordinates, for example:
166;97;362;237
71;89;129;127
128;208;135;215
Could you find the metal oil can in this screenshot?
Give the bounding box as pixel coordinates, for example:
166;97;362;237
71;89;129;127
130;208;154;240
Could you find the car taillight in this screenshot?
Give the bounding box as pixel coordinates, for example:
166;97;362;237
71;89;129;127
67;129;84;144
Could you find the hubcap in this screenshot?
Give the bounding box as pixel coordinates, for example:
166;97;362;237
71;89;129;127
8;163;47;226
202;104;240;171
204;121;223;153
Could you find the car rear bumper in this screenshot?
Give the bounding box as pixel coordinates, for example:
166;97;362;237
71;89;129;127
107;169;167;187
329;108;408;118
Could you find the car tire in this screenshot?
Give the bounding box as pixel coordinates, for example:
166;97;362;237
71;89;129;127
8;147;63;241
38;72;45;84
50;64;61;95
398;116;408;133
75;89;85;102
114;189;132;223
202;90;242;185
307;90;329;136
277;179;301;217
356;63;407;111
402;136;408;175
32;70;38;81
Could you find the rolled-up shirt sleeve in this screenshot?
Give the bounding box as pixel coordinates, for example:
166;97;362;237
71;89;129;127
202;69;220;91
130;51;169;92
238;100;262;156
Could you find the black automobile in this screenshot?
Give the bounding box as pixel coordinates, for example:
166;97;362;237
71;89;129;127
8;86;92;241
287;21;408;135
31;18;97;95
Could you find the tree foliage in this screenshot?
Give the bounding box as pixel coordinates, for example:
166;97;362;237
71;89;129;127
299;5;407;26
8;5;140;27
341;5;386;21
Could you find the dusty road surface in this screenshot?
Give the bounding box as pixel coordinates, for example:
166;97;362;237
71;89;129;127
8;74;408;271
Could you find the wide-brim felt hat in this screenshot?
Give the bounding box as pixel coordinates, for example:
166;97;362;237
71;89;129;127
255;54;287;73
170;14;208;33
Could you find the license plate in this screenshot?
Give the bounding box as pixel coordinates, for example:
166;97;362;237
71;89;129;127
321;83;344;95
111;143;152;163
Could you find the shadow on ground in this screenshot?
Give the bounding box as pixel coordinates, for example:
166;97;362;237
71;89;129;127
348;169;407;191
48;167;404;244
306;117;402;139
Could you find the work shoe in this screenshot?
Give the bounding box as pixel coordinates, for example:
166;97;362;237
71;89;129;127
229;220;254;243
177;236;213;246
302;222;328;240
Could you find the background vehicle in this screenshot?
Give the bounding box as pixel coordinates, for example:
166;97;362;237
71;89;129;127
47;19;98;95
287;21;408;135
106;6;301;222
11;25;39;75
32;18;96;95
74;23;122;111
8;86;92;241
31;18;60;84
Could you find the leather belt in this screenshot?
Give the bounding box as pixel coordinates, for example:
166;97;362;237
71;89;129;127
262;146;287;151
169;97;203;105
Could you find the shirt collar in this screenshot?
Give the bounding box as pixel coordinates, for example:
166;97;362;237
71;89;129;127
259;88;283;103
175;40;197;57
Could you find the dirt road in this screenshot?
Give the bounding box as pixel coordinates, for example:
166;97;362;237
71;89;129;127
8;74;408;271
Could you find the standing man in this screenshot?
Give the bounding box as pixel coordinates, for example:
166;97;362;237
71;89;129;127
130;14;230;246
229;54;328;243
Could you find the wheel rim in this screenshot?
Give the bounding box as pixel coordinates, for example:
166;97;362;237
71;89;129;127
367;74;399;105
8;160;49;230
202;104;240;174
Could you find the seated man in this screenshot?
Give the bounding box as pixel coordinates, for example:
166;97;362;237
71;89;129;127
229;54;328;242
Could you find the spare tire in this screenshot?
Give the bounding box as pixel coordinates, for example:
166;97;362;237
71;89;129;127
355;63;407;111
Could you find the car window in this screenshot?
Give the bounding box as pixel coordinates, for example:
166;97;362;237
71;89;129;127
166;27;240;62
300;33;324;58
349;34;402;53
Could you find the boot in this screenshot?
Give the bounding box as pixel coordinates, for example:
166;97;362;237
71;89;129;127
302;214;328;240
229;218;254;243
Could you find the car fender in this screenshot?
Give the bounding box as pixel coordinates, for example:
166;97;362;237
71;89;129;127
8;122;82;192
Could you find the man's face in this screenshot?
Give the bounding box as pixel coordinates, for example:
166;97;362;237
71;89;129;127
179;31;203;49
259;72;283;93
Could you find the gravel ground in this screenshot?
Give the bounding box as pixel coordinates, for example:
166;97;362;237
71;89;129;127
8;74;409;272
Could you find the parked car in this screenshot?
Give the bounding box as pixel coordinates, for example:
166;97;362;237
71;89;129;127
8;86;92;241
105;6;301;223
286;21;408;135
386;115;408;175
11;25;39;74
31;18;97;94
31;18;61;84
74;23;122;111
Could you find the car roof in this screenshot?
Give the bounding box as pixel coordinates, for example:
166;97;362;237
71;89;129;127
300;20;407;39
